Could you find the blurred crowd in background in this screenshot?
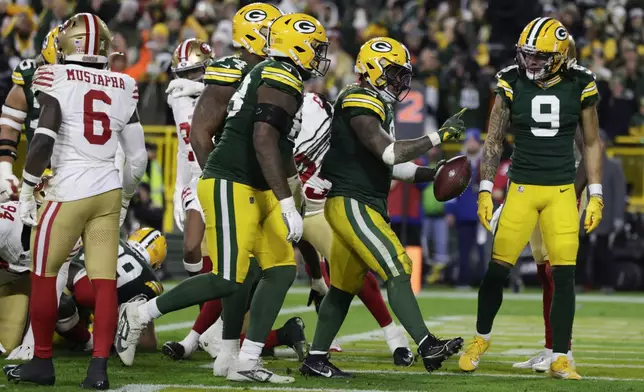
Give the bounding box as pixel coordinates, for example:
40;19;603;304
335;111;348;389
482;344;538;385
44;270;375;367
0;0;643;290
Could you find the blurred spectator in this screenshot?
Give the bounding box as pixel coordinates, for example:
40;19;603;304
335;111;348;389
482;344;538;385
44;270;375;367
421;148;449;285
577;130;626;293
444;129;485;289
629;97;644;136
324;28;354;100
2;12;36;66
35;0;70;49
211;19;233;58
109;0;141;50
388;157;428;248
132;143;165;232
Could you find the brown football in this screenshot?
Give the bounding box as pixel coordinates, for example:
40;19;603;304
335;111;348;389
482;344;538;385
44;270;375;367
433;155;472;202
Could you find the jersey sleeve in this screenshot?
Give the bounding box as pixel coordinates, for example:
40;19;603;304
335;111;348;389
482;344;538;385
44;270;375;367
340;87;387;124
573;65;599;109
123;75;140;122
143;280;164;299
259;60;303;98
11;59;37;86
494;65;518;106
204;56;246;88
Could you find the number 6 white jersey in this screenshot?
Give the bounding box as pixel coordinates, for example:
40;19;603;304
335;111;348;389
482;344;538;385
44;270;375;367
31;64;139;202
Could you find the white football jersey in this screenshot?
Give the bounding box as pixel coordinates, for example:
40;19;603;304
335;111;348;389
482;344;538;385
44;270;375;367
0;201;30;273
32;64;139;202
168;94;202;189
294;93;333;215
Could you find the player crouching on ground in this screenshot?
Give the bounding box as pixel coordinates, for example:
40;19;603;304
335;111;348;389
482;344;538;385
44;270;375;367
300;37;466;378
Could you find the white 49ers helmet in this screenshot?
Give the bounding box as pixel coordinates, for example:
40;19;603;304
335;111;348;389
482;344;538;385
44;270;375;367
57;13;113;65
171;38;213;78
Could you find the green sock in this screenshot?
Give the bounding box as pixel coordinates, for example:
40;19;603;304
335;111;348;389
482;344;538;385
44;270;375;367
386;275;429;344
551;266;575;353
310;286;354;352
476;261;511;335
222;259;262;339
156;272;238;314
245;265;296;343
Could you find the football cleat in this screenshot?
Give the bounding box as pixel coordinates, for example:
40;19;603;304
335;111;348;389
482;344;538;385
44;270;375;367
278;317;309;362
419;335;464;372
426;264;445;285
114;296;147;366
199;317;223;359
4;357;55;385
393;347;415;367
513;351;549;371
458;336;490;372
550;356;581;380
80;357;109;390
213;344;239;377
162;340;196;361
329;339;343;352
227;358;294;383
300;353;353;378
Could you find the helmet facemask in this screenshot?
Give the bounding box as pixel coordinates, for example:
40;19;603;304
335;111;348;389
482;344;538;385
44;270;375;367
173;64;207;82
517;46;563;81
368;58;412;103
309;39;330;77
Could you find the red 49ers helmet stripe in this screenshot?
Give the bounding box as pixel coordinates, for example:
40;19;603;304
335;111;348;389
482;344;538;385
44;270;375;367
80;13;100;56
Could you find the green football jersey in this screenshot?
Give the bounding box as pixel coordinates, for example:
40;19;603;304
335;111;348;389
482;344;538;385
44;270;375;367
202;59;304;190
11;59;41;146
71;239;163;304
495;64;599;185
321;84;396;219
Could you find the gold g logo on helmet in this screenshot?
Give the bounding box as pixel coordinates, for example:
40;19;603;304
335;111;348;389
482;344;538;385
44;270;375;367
171;38;213;77
57;13;113;65
41;25;61;65
127;228;167;270
516;17;570;81
355;37;412;103
232;3;283;56
266;13;330;76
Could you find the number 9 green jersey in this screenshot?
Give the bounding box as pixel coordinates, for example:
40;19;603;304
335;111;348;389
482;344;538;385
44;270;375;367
495;64;599;185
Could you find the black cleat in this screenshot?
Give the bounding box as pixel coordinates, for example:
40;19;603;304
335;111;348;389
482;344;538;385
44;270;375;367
393;347;415;367
260;346;276;358
418;335;464;372
4;357;55;385
80;357;109;390
277;317;309;362
300;353;353;378
162;341;187;361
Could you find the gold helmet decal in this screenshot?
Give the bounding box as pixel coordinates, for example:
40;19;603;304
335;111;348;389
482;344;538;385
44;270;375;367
355;37;412;103
57;13;113;65
127;228;167;270
41;25;61;65
516;17;569;81
171;38;213;76
232;3;283;56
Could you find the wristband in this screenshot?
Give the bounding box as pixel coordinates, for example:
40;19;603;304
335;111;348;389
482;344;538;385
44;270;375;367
22;170;41;187
588;183;602;197
479;180;494;193
2;105;27;119
0;117;22;131
279;196;297;214
428;132;441;146
183;259;203;273
35;127;57;140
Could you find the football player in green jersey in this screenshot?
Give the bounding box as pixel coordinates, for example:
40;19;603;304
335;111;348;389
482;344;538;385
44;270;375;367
459;18;603;380
0;25;59;202
300;37;465;378
115;12;329;384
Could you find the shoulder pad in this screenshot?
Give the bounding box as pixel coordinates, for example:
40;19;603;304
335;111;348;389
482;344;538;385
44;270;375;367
340;86;386;123
495;65;519;82
568;64;596;81
204;56;247;86
260;59;303;96
12;59;38;86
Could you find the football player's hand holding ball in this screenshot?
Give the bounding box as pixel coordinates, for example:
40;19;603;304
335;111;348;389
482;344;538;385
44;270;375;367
437;108;467;142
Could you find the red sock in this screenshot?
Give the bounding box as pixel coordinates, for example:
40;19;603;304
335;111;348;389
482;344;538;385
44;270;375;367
201;256;213;274
320;260;330;287
58;319;91;344
91;279;118;358
358;271;392;327
72;276;96;309
537;263;554;350
239;330;279;349
30;274;58;359
192;299;222;334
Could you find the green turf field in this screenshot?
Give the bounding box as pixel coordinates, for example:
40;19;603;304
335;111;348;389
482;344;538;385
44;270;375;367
3;287;644;391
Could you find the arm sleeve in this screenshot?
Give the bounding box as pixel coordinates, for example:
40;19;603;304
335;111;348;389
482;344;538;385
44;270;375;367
117;122;148;200
31;65;56;97
580;79;599;109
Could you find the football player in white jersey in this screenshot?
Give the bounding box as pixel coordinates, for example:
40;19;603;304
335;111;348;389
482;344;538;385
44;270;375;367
295;92;413;365
6;13;147;390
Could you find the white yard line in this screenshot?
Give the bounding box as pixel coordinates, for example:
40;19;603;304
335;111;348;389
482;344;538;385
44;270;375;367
348;369;644;381
112;385;423;392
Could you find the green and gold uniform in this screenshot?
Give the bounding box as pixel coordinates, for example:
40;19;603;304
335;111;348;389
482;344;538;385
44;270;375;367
198;59;303;283
11;59;41;146
492;64;599;267
71;240;163;304
320;84;410;295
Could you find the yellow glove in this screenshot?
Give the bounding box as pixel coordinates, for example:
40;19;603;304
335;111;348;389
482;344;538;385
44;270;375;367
477;191;493;232
584;195;604;233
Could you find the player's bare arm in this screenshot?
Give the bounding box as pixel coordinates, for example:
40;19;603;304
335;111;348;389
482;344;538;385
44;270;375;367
253;85;299;201
481;95;510;182
580;104;602;186
191;84;237;168
573;127;588;198
392;162;439;183
0;86;27;163
23;92;61;182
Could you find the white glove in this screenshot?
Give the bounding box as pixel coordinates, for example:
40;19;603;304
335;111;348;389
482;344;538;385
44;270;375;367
287;173;305;213
0;341;6;355
19;183;38;227
0;175;19;202
173;189;185;232
165;78;205;98
280;196;303;243
120;198;131;227
311;277;329;296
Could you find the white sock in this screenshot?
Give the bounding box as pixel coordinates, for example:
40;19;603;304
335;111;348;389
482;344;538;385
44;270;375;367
311;278;328;295
476;331;491;341
310;350;328;356
238;339;264;362
382;321;397;340
221;339;240;354
181;330;201;348
553;352;567;361
138;298;162;324
567;350;574;360
544;348;553;356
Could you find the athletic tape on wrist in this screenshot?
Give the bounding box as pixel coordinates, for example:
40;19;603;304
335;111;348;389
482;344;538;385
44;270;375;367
2;105;27;120
428;132;441;146
0;117;22;131
588;183;603;197
183;259;203;273
35;127;57;140
479;180;494;193
22;171;40;186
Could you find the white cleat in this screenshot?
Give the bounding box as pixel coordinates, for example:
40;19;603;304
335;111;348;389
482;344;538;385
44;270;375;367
226;357;294;383
199;317;223;359
329;338;343;353
513;351;548;371
114;296;147;366
213;349;238;377
531;355;552;373
6;344;33;360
